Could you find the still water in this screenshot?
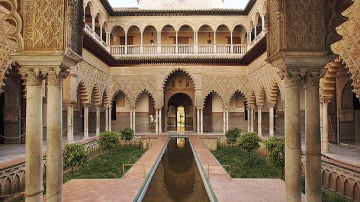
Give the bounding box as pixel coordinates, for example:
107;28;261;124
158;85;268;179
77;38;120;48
143;137;210;202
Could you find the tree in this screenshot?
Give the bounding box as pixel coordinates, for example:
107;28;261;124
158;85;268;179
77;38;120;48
120;127;134;141
99;131;120;153
63;143;88;177
225;127;242;146
264;137;285;178
237;132;261;153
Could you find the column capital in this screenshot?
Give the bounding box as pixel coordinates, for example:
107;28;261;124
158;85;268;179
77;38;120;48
301;68;324;87
20;67;45;86
45;67;68;86
277;68;302;86
196;106;204;110
82;102;90;107
320;97;332;104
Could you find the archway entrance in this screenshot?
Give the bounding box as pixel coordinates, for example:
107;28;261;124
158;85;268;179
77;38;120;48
167;93;193;132
164;70;195;132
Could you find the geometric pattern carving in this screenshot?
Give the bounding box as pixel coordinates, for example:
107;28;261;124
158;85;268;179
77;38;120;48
22;0;64;50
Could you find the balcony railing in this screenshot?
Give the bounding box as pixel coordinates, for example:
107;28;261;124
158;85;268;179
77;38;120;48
110;44;248;56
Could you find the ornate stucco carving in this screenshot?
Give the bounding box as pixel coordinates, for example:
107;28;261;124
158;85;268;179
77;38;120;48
0;0;23;90
331;0;360;98
22;0;65;51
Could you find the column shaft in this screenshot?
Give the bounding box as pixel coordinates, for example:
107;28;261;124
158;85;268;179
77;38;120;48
105;107;109;131
67;104;74;143
108;108;112;131
197;108;200;133
83;104;89;138
305;79;322;201
155;109;159;134
322;100;329;153
269;106;275;137
250;107;254;132
96;106;101;136
258;107;262;136
200;109;203;134
133;110;136;132
159;109;162;133
247;109;251;132
24;81;44;202
284;79;301;202
46;75;63;202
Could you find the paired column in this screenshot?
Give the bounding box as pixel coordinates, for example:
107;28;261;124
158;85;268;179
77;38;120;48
95;105;100;136
46;68;64;201
247;108;251;132
249;105;254;132
257;106;263;136
304;70;322;202
83;103;89;139
321;98;331;153
21;69;44;202
155;109;159;134
66;103;74;143
283;71;302;202
158;109;162;133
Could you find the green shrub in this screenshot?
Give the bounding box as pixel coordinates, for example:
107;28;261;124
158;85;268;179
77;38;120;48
264;137;285;178
225;127;242;146
237;132;261;153
99;131;120;152
63;143;88;176
120;127;134;141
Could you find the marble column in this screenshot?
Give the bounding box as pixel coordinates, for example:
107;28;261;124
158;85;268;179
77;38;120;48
95;105;100;136
155;109;159;134
200;108;203;134
46;69;64;202
223;108;226;134
226;108;229;131
247;108;251;132
257;106;262;136
269;105;275;137
305;71;322;202
159;109;162;133
197;108;200;133
22;69;44;202
321;98;331;153
130;109;133;129
283;72;302;202
66;104;74;143
250;106;254;132
105;106;109;131
108;108;112;131
83;103;89;139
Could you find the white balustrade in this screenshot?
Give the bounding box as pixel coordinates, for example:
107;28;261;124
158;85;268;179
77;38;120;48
127;45;141;54
178;44;194;54
198;44;214;54
216;44;231;54
161;44;176;54
143;45;157;54
111;45;126;56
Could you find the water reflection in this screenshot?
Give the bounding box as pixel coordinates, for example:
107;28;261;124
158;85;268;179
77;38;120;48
143;137;210;202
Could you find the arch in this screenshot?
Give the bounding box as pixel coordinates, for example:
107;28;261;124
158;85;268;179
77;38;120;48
354;182;360;201
91;85;101;106
84;0;95;17
335;175;344;194
198;24;215;45
163;68;196;89
167;93;194;131
127;25;141;33
202;90;224;107
177;24;194;33
248;91;256;107
257;87;266;107
143;25;158;34
111;90;131;104
135;89;156;106
232;24;247;44
4;177;11;194
84;1;94;27
197;24;214;33
322;169;330;187
344;178;352;199
161;24;176;47
102;90;110;107
161;24;176;32
12;174;20;193
229;90;248;104
78;81;89;104
269;82;280;105
253;12;262;27
110;25;125;45
215;24;231;32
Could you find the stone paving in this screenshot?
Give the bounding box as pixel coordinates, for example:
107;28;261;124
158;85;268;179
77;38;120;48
62;135;167;202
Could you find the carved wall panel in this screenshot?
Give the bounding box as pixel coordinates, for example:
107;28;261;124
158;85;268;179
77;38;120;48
22;0;65;51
